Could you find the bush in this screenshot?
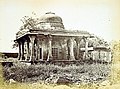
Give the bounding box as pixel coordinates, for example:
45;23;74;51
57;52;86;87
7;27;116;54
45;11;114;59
3;62;111;84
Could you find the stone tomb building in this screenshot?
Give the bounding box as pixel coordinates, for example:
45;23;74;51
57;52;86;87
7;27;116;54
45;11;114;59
15;12;111;63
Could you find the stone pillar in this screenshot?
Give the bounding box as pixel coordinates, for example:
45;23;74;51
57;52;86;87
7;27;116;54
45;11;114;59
37;39;43;61
84;37;89;59
35;43;38;61
34;43;37;61
27;41;30;60
47;35;52;61
75;37;82;60
68;38;75;60
18;41;21;60
76;43;80;60
37;39;40;61
24;41;27;61
41;41;44;60
29;36;35;62
21;41;25;60
20;41;22;60
59;38;65;60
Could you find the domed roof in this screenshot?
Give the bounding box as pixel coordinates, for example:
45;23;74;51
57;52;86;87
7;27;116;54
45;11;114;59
38;12;65;29
39;12;63;23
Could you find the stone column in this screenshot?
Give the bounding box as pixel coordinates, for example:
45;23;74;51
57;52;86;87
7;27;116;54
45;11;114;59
24;41;27;61
98;50;101;59
47;35;52;61
20;41;22;60
37;39;40;61
21;41;25;60
68;38;75;60
29;36;35;62
84;37;89;59
76;43;80;60
27;41;30;60
33;43;37;61
41;40;44;60
35;43;38;61
18;41;21;60
75;37;82;60
37;39;43;61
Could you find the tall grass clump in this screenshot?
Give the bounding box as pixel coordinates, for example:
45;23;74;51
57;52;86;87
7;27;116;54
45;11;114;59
2;61;111;84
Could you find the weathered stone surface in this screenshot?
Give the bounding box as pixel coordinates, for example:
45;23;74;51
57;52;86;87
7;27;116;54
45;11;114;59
9;79;16;84
56;77;72;84
99;80;110;86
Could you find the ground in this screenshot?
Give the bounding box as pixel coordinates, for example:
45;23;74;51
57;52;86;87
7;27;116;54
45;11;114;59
0;51;120;89
2;61;111;84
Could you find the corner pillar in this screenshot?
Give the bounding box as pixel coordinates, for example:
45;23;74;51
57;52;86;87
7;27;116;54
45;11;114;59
26;41;30;60
20;41;25;60
47;35;52;61
18;41;21;60
75;37;82;60
83;37;89;59
68;38;75;60
37;39;44;61
29;36;35;62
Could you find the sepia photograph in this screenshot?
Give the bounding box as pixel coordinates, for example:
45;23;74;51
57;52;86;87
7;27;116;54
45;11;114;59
0;0;120;89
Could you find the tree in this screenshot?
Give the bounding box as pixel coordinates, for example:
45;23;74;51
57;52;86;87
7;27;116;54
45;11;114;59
88;36;109;47
20;16;38;30
12;41;18;49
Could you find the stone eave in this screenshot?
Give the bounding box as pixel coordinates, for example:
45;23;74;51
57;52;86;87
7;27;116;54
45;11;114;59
16;29;93;40
30;29;92;37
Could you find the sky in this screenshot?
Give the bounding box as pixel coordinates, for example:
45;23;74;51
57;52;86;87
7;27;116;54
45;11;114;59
0;0;120;52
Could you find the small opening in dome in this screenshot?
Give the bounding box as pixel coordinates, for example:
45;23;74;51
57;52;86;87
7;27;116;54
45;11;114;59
45;12;55;14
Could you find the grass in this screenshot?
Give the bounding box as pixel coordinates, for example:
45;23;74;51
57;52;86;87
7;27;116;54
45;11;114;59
2;62;110;84
0;61;119;89
0;60;113;89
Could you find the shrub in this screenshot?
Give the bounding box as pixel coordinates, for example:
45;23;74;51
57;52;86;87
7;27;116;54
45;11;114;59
3;62;110;84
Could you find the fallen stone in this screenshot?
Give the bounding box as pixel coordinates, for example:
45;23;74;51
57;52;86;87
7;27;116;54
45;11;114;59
45;74;59;84
99;80;110;86
9;79;16;84
56;77;72;84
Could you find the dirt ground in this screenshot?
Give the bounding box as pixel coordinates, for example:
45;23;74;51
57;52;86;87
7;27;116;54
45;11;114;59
0;58;120;89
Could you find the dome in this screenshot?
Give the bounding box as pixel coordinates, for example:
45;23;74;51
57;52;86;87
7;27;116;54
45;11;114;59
39;12;63;23
39;12;65;29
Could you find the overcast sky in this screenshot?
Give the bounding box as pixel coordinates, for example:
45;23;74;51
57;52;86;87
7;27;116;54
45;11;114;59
0;0;120;52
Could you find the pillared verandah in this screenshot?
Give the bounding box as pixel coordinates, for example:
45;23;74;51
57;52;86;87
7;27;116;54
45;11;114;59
15;12;111;63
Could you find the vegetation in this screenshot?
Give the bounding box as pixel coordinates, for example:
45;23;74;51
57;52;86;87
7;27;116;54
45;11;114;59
0;52;2;57
3;62;110;83
109;40;120;84
111;40;120;63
